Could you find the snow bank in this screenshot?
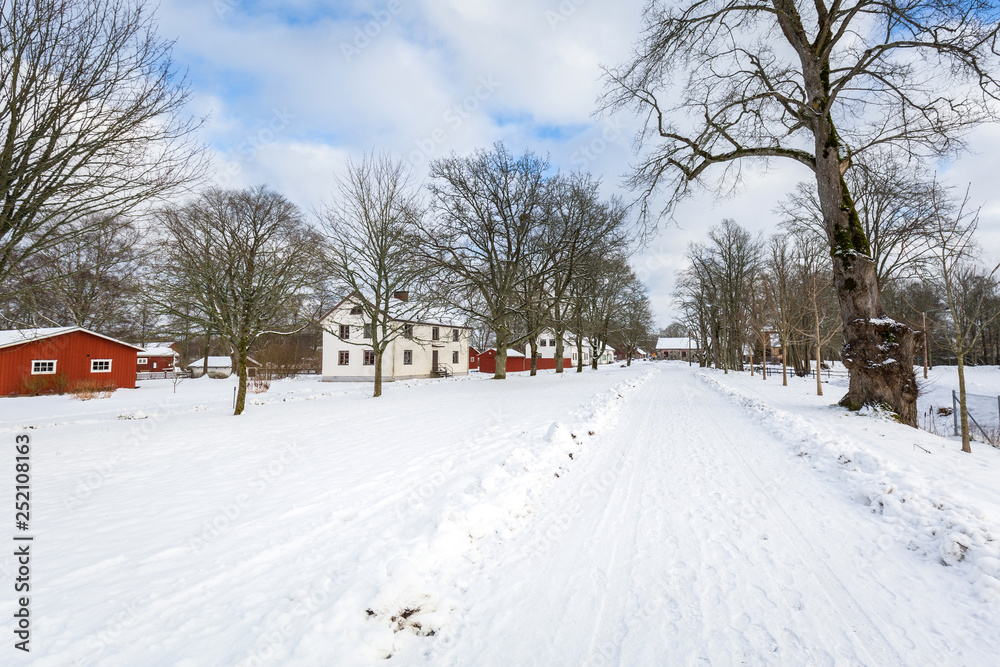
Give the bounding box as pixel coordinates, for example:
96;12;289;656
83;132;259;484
355;370;657;659
697;370;1000;603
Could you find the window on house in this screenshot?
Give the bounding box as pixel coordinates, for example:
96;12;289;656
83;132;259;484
137;357;148;365
31;360;56;375
452;351;459;364
339;324;350;339
403;350;413;365
549;339;556;346
363;350;375;365
91;359;112;373
363;323;373;339
540;339;547;347
452;329;459;342
338;351;350;365
350;306;363;315
572;353;577;361
403;324;413;338
432;327;440;341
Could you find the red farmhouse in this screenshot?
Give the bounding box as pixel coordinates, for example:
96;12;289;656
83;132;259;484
0;327;141;396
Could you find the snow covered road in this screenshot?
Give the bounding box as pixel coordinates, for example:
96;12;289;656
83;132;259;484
426;365;1000;666
4;363;999;665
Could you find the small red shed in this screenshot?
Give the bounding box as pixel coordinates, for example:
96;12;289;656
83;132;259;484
0;327;141;396
137;347;177;373
477;348;529;374
469;346;480;371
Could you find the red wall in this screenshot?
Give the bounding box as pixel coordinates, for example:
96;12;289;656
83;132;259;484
469;348;479;370
477;350;529;374
532;357;572;370
0;331;138;395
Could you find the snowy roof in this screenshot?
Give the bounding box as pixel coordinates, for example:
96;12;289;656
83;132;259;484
486;348;526;358
139;347;178;357
187;356;233;368
0;326;143;351
656;337;696;350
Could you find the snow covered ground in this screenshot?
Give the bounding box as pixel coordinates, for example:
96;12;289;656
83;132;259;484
2;362;1000;665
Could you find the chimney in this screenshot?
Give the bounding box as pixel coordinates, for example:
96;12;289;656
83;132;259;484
393;291;409;302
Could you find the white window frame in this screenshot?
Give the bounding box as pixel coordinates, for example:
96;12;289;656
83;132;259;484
137;357;148;365
91;359;112;373
31;360;57;375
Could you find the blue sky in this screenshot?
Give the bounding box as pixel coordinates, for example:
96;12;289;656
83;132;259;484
156;0;1000;327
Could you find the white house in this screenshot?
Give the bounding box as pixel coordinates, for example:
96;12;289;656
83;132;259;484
526;329;615;367
321;295;471;382
655;337;698;361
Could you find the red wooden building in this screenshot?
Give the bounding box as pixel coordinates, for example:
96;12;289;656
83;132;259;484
0;327;141;396
136;347;178;373
469;347;480;371
477;348;529;374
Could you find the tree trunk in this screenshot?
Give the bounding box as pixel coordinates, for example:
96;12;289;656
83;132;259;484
203;328;211;378
576;338;584;373
957;354;972;453
814;300;823;397
374;349;383;398
554;331;565;373
234;345;248;415
494;337;508;380
815;343;823;397
781;336;788;386
813;115;918;426
529;339;538;376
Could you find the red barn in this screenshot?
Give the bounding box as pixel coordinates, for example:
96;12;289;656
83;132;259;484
0;327;141;396
469;346;480;371
477;348;529;374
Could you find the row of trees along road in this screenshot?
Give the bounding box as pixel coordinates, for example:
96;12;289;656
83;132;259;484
676;165;1000;452
602;0;1000;426
323;145;655;394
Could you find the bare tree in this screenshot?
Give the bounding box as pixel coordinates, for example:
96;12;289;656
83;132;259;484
579;250;635;370
6;216;144;335
156;186;323;415
0;0;204;298
924;187;1000;453
421;143;549;379
791;234;841;396
611;274;655;366
321;152;431;397
546;173;629;373
602;0;1000;425
777;150;946;289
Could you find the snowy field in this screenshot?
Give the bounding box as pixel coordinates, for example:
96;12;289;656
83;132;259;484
2;362;1000;665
